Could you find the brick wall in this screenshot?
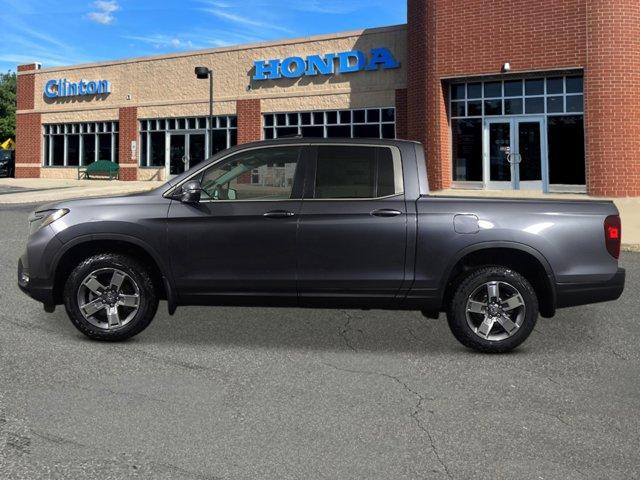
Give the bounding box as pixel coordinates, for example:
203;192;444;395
407;0;589;192
16;65;41;178
236;99;262;144
585;0;640;196
394;89;408;140
118;107;138;181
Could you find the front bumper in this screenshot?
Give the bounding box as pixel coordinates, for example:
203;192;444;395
18;253;55;307
556;268;626;309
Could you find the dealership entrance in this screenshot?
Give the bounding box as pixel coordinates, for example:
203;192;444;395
484;117;545;191
450;75;586;193
168;131;206;176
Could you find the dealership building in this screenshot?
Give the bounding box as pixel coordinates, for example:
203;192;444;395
15;0;640;196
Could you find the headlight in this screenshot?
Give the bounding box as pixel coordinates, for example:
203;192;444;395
28;208;69;234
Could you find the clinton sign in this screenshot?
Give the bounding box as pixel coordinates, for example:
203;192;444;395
44;79;111;99
253;47;400;81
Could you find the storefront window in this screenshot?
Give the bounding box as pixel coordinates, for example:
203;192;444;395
547;116;585;185
263;108;395;140
139;116;237;167
452;119;483;182
43;122;119;166
449;75;585;188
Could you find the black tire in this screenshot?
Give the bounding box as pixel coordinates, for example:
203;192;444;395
63;253;158;341
446;266;539;353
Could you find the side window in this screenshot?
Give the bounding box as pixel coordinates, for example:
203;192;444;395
314;146;402;199
200;146;300;200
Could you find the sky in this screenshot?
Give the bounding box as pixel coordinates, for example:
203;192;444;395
0;0;406;73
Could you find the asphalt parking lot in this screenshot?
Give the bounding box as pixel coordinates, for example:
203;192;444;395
1;203;639;479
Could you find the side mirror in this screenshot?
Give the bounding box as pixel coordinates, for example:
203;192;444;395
180;180;202;204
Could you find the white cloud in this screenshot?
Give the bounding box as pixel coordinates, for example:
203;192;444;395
203;8;292;34
125;34;197;50
87;0;120;25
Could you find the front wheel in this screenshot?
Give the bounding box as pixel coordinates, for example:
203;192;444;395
447;266;539;353
63;253;158;341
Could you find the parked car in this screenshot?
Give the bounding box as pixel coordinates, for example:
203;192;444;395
18;139;625;352
0;149;15;177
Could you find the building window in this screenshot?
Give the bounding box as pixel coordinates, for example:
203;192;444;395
263;108;396;140
43;122;119;166
449;75;585;187
450;75;583;120
139;116;237;167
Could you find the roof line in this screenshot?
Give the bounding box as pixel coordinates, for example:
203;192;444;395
20;24;407;75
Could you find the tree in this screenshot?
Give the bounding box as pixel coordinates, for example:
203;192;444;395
0;71;17;141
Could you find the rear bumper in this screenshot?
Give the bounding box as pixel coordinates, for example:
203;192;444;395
556;268;625;309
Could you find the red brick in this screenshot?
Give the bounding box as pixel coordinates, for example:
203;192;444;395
236;99;261;144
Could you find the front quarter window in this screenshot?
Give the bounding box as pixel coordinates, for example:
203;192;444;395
199;146;301;201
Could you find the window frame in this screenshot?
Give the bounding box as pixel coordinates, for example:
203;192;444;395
263;108;396;140
303;144;404;201
179;145;307;203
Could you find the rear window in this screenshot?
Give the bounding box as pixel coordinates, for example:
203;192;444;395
314;146;402;199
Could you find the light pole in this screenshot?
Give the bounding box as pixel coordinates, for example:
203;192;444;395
194;66;213;157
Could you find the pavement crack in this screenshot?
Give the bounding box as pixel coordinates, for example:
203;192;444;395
338;310;358;352
321;361;453;479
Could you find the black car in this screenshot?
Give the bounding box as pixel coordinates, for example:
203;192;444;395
0;149;15;177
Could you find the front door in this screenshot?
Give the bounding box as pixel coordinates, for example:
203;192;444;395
167;131;207;177
167;145;305;302
297;144;407;307
484;117;545;190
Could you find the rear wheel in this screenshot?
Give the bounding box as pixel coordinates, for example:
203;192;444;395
446;266;538;353
63;253;158;341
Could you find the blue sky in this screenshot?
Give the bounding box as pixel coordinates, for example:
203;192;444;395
0;0;406;73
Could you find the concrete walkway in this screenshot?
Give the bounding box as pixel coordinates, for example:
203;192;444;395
434;189;640;251
0;178;163;205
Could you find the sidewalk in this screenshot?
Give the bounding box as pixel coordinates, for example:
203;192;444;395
434;189;640;251
0;178;163;205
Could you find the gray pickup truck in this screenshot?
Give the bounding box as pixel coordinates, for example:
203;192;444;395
18;138;625;352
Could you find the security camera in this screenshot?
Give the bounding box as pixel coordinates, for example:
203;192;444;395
502;62;511;73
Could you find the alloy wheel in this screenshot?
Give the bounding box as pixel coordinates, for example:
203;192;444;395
76;268;140;330
465;281;526;342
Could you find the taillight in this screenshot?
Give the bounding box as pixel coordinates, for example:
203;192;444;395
604;215;621;259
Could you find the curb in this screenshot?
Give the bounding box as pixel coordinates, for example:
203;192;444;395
622;244;640;253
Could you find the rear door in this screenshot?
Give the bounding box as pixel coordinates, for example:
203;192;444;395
297;144;407;306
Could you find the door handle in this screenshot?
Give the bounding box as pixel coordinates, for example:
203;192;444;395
263;210;295;218
371;209;402;217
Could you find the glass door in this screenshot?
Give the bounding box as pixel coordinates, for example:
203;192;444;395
515;118;544;191
484;119;514;190
483;118;545;191
168;134;186;176
188;132;206;169
167;131;207;178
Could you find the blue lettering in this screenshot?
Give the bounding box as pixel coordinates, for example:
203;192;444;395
337;50;366;74
365;47;400;71
98;80;110;94
86;81;97;94
45;80;57;98
281;56;305;78
254;59;281;80
305;53;336;76
78;80;86;95
67;81;78;96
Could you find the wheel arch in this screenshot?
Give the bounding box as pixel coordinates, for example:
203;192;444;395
441;242;556;318
51;234;176;313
